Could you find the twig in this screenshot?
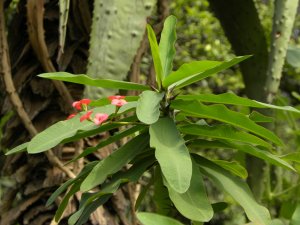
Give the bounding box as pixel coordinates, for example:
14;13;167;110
129;31;148;96
0;1;75;179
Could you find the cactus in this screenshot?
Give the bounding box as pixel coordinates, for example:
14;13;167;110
57;0;70;62
85;0;156;99
265;0;298;103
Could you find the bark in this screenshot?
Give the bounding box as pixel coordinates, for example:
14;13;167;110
208;0;269;200
208;0;299;201
265;0;298;103
208;0;269;102
0;0;120;224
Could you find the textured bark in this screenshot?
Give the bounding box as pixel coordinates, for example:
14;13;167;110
265;0;298;103
208;0;269;201
0;1;120;224
208;0;298;201
208;0;269;102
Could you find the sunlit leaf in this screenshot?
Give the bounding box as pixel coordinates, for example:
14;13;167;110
164;55;251;89
66;125;146;165
27;105;116;154
194;155;271;225
179;124;271;148
136;91;164;124
249;111;274;123
137;212;184;225
162;61;221;88
80;132;149;192
38;72;150;91
171;100;283;146
211;159;248;179
190;139;294;171
5;142;28;155
147;25;163;89
291;203;300;225
150;117;192;193
165;160;213;222
287;46;300;68
176;92;300;114
159;15;177;78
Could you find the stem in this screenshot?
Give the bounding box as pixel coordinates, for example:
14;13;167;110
111;121;143;125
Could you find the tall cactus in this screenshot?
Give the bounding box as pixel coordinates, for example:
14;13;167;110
57;0;70;62
265;0;298;103
85;0;156;99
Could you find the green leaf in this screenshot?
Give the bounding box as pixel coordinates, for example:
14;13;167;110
189;139;294;171
194;155;271;225
159;15;177;78
80;132;149;192
187;139;230;150
137;212;184;225
69;194;111;225
90;96;138;107
27;105;116;154
171;100;283;146
69;156;155;225
162;61;222;88
249;111;274;123
287;46;300;68
270;219;285;225
280;152;300;164
176;92;300;114
55;182;81;221
291;203;300;225
38;72;150;91
153;166;172;215
47;178;75;208
225;141;295;171
66;125;146;165
211;159;248;179
46;161;97;207
61;115;138;144
147;25;163;89
179;124;271;148
211;202;228;213
135;176;154;211
5;142;28;155
136;91;164;124
164;55;251;89
165;160;213;222
150;117;192;193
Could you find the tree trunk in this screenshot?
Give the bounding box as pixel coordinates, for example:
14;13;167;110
208;0;269;200
208;0;298;201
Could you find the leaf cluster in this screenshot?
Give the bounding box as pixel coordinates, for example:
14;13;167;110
6;15;300;225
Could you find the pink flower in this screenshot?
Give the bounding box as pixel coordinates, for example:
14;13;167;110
72;99;91;110
66;113;77;120
111;99;127;107
80;110;93;122
108;95;125;101
93;113;109;125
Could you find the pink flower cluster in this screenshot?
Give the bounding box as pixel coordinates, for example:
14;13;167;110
66;95;128;125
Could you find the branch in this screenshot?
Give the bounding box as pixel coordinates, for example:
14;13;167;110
265;0;299;103
26;0;74;112
0;1;75;179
